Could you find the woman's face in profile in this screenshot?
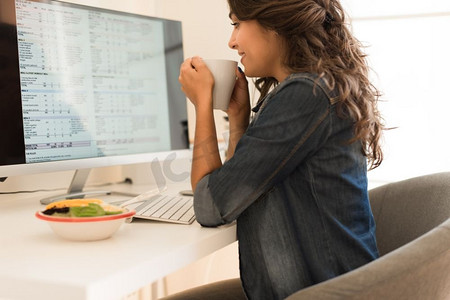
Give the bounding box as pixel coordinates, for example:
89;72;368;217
228;14;288;81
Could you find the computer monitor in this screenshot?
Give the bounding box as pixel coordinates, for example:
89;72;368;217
0;0;189;203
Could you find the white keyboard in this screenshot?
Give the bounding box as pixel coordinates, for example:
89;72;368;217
114;194;195;225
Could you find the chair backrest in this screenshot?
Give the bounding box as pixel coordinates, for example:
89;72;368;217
286;218;450;300
369;172;450;256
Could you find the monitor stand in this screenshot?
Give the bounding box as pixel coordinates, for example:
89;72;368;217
39;168;138;205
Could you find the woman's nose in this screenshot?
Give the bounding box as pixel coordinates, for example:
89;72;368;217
228;34;237;50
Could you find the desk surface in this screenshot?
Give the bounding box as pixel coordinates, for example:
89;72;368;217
0;183;237;300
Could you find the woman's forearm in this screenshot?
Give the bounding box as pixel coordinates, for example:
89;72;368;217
191;104;222;191
225;111;249;161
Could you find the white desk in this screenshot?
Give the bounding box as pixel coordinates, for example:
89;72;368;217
0;183;237;300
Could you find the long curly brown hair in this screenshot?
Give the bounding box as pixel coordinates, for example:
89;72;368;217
228;0;384;169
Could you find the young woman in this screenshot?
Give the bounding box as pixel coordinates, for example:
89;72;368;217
178;0;384;299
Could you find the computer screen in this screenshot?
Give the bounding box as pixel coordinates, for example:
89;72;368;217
0;0;189;199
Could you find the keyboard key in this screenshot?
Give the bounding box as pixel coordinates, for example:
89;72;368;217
161;197;188;220
171;200;192;221
179;206;195;222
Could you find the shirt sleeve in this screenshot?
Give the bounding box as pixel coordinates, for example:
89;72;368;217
193;78;332;227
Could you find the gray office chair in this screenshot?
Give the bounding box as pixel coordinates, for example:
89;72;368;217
161;172;450;300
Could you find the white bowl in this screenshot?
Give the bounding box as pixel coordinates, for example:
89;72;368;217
36;209;135;241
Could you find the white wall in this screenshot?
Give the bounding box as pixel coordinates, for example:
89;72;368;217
155;0;236;60
340;0;450;185
342;0;450;18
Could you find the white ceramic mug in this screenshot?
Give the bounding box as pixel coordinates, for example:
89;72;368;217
203;59;238;110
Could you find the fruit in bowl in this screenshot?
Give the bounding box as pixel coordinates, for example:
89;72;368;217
36;199;135;241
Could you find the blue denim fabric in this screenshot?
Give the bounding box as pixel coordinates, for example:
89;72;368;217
194;73;379;300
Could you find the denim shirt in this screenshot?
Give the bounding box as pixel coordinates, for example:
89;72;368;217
194;73;379;300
